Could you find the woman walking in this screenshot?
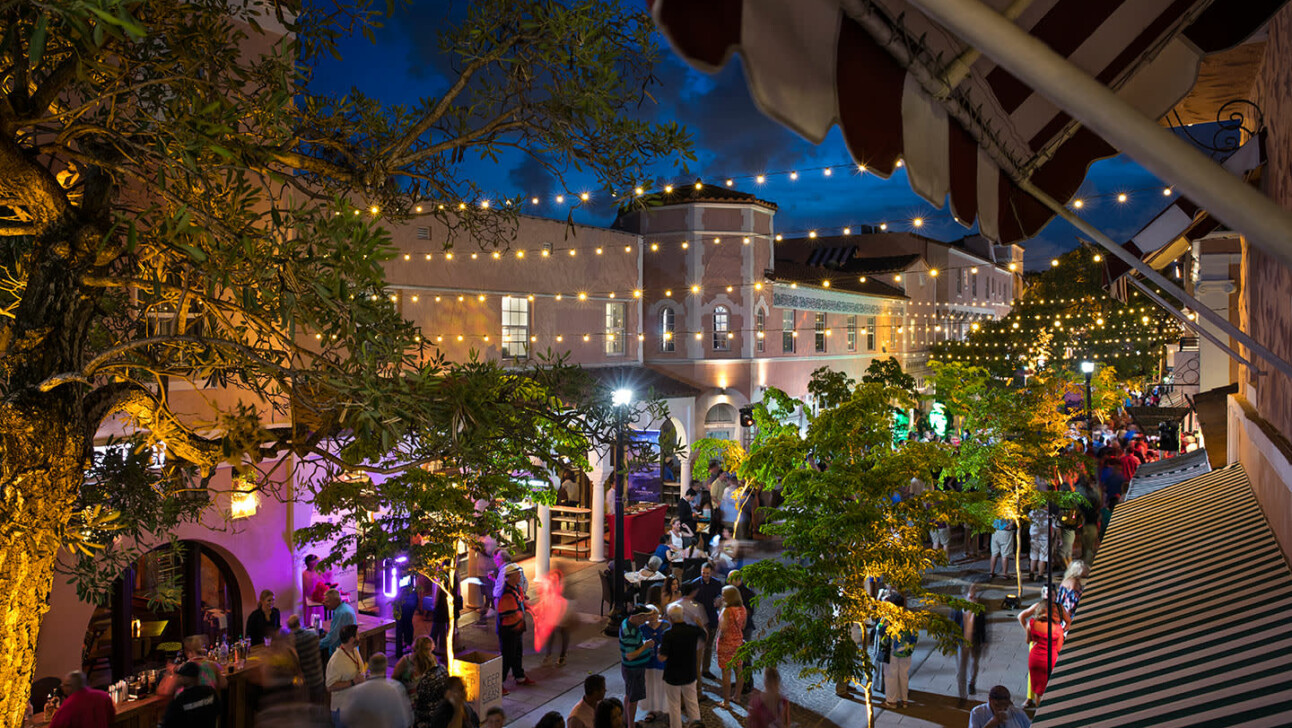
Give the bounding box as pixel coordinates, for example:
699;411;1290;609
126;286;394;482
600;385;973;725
715;585;747;710
1022;600;1068;708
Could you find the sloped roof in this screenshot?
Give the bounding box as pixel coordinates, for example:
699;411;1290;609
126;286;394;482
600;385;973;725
768;259;908;298
582;365;702;400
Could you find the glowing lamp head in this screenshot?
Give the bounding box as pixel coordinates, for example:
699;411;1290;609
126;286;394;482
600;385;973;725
1080;361;1095;375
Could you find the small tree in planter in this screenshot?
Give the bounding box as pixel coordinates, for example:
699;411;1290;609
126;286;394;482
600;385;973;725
739;379;968;727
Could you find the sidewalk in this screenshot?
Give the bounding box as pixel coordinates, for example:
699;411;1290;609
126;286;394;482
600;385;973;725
472;543;1050;728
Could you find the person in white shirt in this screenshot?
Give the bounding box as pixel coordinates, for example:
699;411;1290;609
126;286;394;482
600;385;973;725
968;685;1031;728
566;674;605;728
340;653;413;728
325;625;364;725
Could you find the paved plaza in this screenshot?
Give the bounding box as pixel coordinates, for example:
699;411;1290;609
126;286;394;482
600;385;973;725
438;541;1053;728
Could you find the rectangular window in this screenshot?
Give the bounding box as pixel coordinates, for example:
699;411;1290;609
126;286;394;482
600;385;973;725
867;316;876;351
755;310;766;353
957;271;963;295
782;309;796;353
889;318;897;347
660;308;676;352
972;275;978;297
501;296;530;359
847;315;857;352
814;313;826;353
416;226;430;240
713;307;731;351
605;302;626;355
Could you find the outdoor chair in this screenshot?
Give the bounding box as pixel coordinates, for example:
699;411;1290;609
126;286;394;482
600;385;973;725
599;569;613;615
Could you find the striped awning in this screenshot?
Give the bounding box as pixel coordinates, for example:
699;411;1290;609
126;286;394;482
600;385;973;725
652;0;1286;245
1124;447;1211;500
1033;464;1292;728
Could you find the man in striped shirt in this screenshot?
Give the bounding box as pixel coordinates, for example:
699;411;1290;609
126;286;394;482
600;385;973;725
619;606;655;726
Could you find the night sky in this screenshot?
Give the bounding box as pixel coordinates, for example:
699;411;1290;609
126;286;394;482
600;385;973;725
308;2;1177;271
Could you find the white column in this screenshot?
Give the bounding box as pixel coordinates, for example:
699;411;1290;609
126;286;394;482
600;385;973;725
536;504;552;578
590;452;607;562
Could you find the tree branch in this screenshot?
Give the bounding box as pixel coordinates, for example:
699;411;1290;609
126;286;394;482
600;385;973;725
378;41;517;163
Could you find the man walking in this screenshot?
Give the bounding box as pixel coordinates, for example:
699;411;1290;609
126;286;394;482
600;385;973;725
952;584;989;702
659;605;704;728
619;605;655;726
687;563;724;680
340;653;413;728
496;562;536;692
288;614;326;703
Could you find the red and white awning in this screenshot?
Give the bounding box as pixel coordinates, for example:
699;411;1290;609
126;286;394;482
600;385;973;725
652;0;1285;245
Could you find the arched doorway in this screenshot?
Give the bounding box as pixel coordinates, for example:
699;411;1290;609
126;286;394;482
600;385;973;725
82;541;243;685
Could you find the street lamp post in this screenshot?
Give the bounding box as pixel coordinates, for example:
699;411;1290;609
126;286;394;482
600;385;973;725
611;388;633;619
1081;360;1095;441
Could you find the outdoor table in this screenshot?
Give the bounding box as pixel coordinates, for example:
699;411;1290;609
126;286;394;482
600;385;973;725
623;570;667;603
323;613;395;661
606;503;668;557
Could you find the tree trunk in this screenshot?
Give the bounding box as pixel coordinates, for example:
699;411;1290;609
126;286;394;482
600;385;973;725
0;404;86;728
863;678;874;728
1014;519;1024;599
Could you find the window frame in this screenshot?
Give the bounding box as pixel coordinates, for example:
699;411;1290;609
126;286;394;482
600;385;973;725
814;312;826;353
782;309;796;353
659;307;676;352
605;301;627;356
847;315;857;352
867;316;877;351
501;295;530;360
755;309;766;353
712;306;731;351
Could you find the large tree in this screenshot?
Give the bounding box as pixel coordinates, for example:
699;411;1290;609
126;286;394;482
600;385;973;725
0;0;690;722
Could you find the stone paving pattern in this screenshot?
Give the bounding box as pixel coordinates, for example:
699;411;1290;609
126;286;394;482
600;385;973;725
435;539;1057;728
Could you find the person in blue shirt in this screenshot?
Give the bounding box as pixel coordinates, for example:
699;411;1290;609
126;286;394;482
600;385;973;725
653;535;672;564
640;605;670;722
319;589;357;656
619;606;655;726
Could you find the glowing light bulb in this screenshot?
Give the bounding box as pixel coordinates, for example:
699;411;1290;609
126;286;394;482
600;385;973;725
595;247;603;255
1051;259;1060;267
775;234;783;241
843;227;851;235
650;243;659;251
726;286;733;292
929;268;939;277
879;223;888;231
1163;188;1172;196
556;195;565;203
634;187;644;196
583;334;591;342
694;332;702;340
725;179;734;187
809;231;817;239
1093;254;1102;262
516;250;525;258
370;205;379;214
824;168;832;177
1117;193;1127;203
480;200;490;209
694;181;703;190
568;249;576;256
742;237;750;245
1073;199;1084;209
755;175;766;184
492;251;501;259
633;290;642;298
415;205;423;213
664;185;674;194
404;254;411;260
754;283;763;291
580;192;589;202
665;289;672;297
859;276;867;283
912;218;924;228
790;171;798;180
624;246;632;253
532;197;540;205
690;284;700;294
896;159;904;168
578;292;588;301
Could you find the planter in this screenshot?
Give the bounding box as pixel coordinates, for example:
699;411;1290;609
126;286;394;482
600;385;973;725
452;650;503;716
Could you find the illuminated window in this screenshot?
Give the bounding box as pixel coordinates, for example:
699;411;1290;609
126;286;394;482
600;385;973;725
867;316;877;351
782;310;796;353
501;296;530;359
847;315;857;352
814;313;826;353
713;306;730;351
755;310;766;353
605;302;627;355
660;307;676;352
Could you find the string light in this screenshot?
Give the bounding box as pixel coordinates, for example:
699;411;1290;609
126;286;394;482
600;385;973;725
1117;193;1128;203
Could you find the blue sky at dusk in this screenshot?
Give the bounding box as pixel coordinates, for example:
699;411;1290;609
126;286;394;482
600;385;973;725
309;2;1175;271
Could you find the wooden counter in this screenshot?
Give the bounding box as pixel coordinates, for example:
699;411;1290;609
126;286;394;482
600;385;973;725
323;612;395;661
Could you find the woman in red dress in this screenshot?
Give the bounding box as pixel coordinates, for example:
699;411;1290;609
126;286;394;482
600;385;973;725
715;585;747;710
1024;600;1068;707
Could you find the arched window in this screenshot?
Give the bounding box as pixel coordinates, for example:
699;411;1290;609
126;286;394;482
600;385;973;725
660;308;676;352
712;306;730;350
705;403;738;440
